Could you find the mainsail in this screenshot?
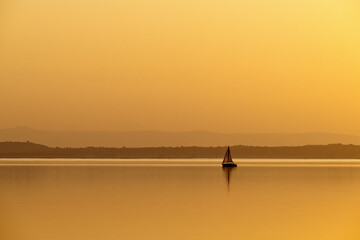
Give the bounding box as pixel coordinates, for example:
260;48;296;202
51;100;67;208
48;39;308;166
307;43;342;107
222;146;233;164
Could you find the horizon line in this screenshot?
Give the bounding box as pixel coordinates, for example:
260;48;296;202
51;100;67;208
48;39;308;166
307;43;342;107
2;141;360;149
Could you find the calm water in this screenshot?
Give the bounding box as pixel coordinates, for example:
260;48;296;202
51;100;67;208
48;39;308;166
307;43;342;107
1;159;360;240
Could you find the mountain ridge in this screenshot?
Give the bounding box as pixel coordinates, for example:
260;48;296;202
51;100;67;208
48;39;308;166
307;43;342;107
1;127;360;148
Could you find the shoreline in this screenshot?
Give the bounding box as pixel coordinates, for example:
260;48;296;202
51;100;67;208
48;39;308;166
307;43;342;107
2;142;360;159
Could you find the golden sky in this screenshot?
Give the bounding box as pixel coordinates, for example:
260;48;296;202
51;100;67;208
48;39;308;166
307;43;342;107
0;0;360;133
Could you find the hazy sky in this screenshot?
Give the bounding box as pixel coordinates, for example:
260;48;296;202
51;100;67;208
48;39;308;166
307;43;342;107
1;0;360;133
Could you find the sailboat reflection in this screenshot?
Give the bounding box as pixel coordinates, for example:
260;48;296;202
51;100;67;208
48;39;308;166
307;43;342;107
222;166;236;191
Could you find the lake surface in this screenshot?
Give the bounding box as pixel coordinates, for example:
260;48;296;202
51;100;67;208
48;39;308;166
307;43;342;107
1;159;360;240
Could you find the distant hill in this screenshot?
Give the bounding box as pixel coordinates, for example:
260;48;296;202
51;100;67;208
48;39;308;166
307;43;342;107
1;127;360;148
2;142;360;159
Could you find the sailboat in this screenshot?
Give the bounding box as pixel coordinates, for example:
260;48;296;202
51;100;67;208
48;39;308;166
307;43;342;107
222;146;237;167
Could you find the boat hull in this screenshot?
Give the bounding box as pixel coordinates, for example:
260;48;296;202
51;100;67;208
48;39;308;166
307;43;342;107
222;163;237;167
